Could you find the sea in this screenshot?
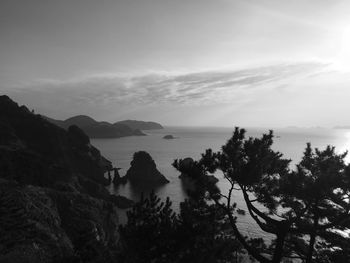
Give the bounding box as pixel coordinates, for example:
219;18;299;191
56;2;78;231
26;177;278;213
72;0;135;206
91;126;350;239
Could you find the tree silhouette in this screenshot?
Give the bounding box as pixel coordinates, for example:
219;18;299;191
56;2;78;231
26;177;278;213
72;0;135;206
174;127;350;263
118;191;178;262
118;189;243;263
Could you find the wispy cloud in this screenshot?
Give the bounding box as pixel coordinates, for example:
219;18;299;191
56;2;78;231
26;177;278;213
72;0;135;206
1;62;328;122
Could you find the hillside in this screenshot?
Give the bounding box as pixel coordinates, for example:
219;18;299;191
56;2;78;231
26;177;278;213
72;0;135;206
45;115;147;138
0;95;120;262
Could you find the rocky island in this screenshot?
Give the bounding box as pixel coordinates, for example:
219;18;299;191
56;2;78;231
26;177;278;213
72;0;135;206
125;151;169;185
163;134;175;139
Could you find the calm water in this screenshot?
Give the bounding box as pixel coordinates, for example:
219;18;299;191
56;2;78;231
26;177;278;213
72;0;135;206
91;126;350;238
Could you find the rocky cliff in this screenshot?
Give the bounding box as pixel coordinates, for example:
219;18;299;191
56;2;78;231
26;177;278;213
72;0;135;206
0;95;119;263
125;151;169;185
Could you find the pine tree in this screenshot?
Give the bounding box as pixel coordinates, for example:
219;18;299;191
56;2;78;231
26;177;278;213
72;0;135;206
174;127;350;263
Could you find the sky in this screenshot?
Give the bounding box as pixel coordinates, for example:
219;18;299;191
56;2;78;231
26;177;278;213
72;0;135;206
1;0;350;127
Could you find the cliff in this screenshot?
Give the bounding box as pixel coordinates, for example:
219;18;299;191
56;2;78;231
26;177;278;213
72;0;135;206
0;95;119;262
125;151;169;185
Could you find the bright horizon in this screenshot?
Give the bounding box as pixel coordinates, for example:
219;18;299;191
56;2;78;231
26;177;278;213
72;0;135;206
1;0;350;128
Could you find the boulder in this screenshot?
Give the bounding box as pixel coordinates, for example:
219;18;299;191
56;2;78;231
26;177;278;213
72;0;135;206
125;151;169;185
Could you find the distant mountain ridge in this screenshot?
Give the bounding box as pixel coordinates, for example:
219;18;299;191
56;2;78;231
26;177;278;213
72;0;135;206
334;126;350;129
44;115;163;138
116;120;163;130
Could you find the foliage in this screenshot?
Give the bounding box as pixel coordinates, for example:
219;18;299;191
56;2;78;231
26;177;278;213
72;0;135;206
119;127;350;263
118;191;178;263
118;191;242;263
174;127;350;263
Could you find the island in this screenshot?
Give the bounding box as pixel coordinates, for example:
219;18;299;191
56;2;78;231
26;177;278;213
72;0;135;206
125;151;169;185
163;134;175;139
45;115;163;139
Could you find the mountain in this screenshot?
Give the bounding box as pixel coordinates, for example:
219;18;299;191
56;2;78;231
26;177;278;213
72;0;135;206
0;95;120;262
115;120;163;130
45;115;147;138
64;115;98;128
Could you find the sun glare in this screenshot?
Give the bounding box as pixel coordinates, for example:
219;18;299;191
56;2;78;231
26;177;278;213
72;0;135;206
334;25;350;71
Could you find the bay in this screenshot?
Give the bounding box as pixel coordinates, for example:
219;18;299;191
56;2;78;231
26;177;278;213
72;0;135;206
91;126;350;238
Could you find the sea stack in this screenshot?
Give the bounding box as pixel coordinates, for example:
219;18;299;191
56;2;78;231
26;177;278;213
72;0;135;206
125;151;169;185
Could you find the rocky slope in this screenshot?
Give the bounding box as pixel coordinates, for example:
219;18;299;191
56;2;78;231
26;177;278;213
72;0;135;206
0;95;120;263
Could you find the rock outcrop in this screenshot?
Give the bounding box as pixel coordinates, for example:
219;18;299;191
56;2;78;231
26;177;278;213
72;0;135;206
125;151;169;185
110;168;127;185
0;95;120;263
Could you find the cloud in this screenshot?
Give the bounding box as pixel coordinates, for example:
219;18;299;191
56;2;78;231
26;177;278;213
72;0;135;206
1;62;328;122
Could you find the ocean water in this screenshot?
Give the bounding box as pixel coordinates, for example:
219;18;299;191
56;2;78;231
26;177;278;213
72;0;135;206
91;126;350;238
